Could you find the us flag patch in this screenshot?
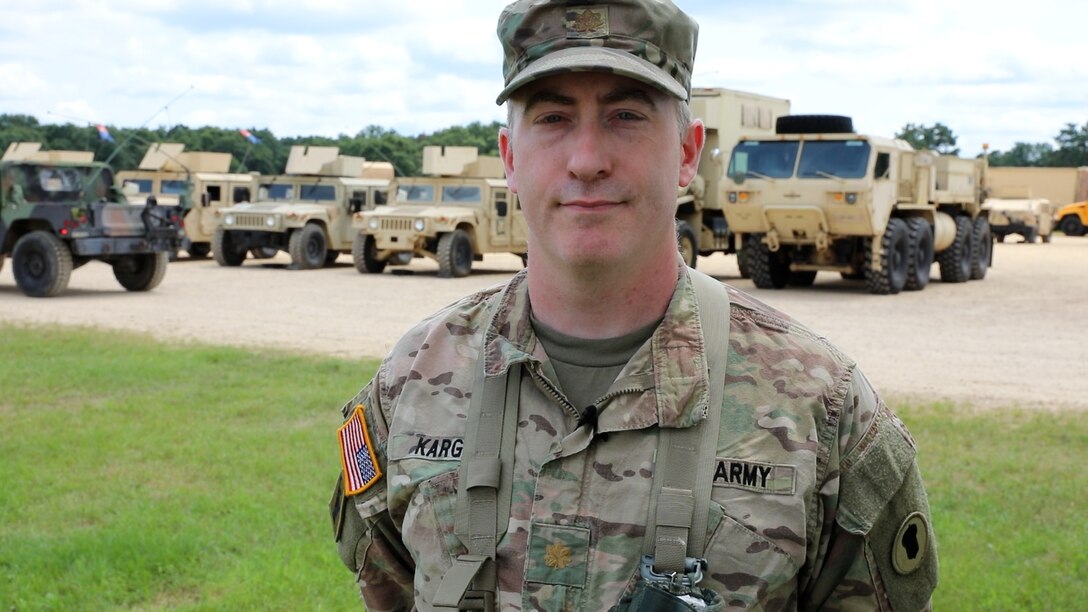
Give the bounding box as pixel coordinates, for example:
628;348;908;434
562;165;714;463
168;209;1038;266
338;404;382;495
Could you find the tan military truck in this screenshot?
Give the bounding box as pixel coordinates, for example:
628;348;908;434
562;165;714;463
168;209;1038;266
722;115;989;294
983;185;1055;243
678;87;791;270
211;146;391;269
351;146;527;277
117;143;256;258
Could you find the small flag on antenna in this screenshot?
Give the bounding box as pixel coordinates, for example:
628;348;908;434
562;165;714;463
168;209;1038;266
96;124;115;143
239;128;261;145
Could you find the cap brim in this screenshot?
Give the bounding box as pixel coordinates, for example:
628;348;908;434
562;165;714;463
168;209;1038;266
496;46;687;105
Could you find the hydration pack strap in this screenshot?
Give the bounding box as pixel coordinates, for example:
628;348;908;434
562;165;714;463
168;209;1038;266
435;303;521;611
647;270;730;573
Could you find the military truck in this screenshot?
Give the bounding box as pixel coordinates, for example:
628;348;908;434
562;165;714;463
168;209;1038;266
117;143;256;258
677;87;791;270
983;185;1055;243
210;146;392;269
721;115;989;295
351;146;527;277
1;142;183;297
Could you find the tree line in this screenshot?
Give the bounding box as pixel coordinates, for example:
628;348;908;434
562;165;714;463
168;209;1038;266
895;121;1088;167
3;113;1086;175
0;114;504;178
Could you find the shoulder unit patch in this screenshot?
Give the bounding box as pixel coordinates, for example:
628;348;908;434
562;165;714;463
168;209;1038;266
338;404;382;496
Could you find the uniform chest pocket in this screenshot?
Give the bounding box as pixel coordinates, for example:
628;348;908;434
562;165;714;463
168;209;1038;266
699;502;801;609
400;469;464;580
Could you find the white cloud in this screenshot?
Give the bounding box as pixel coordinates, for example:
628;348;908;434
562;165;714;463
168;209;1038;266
0;0;1082;158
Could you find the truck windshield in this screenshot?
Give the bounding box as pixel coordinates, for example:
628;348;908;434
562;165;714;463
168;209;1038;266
797;141;871;179
22;164;109;203
261;184;294;200
299;184;336;201
397;184;435;203
124;179;152;194
441;185;482;203
728;141;798;180
162;180;187;194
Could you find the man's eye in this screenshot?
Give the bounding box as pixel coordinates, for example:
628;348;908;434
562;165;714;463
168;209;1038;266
615;111;644;121
538;114;565;124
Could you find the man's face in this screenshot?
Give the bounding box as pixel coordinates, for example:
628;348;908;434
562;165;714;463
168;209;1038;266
499;72;702;271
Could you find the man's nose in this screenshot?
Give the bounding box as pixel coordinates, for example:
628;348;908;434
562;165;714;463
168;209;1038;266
565;121;611;182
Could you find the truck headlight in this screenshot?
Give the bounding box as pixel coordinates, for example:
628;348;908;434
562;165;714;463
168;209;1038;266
265;216;276;227
368;218;379;230
224;214;235;226
846;193;858;204
728;192;738;203
414;219;425;232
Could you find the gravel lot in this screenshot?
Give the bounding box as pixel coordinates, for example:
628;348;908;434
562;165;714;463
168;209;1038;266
2;236;1086;410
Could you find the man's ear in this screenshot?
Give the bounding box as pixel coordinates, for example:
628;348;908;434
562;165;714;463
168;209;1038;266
498;126;517;193
678;118;705;188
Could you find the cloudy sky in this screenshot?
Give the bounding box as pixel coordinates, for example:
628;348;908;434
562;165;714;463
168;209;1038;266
2;0;1085;157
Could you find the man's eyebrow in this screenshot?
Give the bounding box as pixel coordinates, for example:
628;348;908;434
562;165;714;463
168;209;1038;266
600;87;657;109
523;90;575;114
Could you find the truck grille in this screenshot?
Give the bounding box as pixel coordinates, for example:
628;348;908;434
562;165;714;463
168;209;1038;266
380;218;414;231
233;214;270;229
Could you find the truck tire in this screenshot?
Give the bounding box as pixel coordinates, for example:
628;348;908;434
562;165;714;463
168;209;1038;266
937;216;973;283
1058;215;1085;236
736;247;751;279
113;252;168;292
12;231;73;298
904;217;934;291
676;220;698;269
746;234;789;289
353;233;387;274
970;217;991;280
776;115;854;135
866;217;909;295
437;229;473;278
212;229;246;267
289;224;327;270
187;242;211;258
324;250;340;266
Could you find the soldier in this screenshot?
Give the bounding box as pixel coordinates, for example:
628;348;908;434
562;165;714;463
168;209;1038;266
330;1;938;610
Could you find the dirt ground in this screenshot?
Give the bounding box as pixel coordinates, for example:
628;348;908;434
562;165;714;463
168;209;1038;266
2;236;1086;411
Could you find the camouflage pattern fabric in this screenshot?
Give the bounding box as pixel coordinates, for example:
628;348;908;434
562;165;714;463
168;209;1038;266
495;0;698;103
332;262;938;610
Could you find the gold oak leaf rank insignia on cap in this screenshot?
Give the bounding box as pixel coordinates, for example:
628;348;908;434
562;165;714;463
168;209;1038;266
338;405;382;495
565;7;608;38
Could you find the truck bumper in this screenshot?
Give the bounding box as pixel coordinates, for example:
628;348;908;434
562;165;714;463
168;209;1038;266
224;230;288;250
70;232;183;257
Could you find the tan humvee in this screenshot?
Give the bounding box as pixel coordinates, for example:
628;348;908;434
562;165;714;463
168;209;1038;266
722;115;989;294
210;146;391;269
116;143;257;258
351;146;527;277
984;185;1055;243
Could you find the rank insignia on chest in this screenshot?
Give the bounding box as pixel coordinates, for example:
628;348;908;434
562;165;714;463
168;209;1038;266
338;404;382;495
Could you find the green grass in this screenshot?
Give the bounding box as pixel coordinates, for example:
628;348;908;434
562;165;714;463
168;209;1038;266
1;324;1085;609
0;324;371;610
901;401;1088;609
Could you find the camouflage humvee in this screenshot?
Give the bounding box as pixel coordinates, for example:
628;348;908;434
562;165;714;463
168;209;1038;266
352;146;527;277
210;146;391;269
117;143;257;258
1;143;184;297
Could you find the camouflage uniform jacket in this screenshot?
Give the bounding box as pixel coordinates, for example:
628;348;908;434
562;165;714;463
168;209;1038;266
333;264;938;611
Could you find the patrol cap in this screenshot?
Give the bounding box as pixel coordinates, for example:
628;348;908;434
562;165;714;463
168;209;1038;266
495;0;699;105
